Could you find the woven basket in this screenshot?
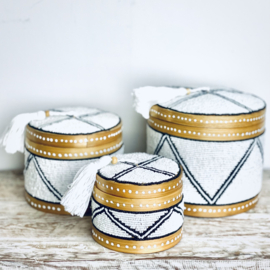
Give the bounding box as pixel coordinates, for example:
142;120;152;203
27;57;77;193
91;153;184;254
24;107;124;214
146;89;266;217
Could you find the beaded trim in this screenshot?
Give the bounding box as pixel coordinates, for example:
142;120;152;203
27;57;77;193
93;184;183;212
25;137;123;160
148;117;264;142
91;226;183;254
25;191;70;215
96;170;183;199
184;194;259;217
26;122;122;148
150;105;265;128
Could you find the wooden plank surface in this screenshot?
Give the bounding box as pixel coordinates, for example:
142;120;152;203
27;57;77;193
0;170;269;269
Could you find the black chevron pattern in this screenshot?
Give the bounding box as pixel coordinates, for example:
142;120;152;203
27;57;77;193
34;110;108;131
25;152;63;200
151;89;264;205
91;197;183;240
164;88;265;113
111;156;175;181
154;133;261;205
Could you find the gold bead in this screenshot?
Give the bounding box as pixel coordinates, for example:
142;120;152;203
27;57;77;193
45;110;50;117
111;156;118;164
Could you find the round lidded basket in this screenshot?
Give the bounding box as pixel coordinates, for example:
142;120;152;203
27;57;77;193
91;153;184;254
146;88;266;217
24;107;124;214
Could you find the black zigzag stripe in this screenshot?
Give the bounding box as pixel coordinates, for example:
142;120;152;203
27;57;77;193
212;88;266;107
169;135;256;204
76;117;105;130
111;164;136;180
121;161;136;166
141;208;177;238
211;88;243;94
25;154;34;170
174;196;184;211
140;166;175;177
173;200;184;217
112;156;162;180
38;116;72;128
33;157;62;200
256;137;264;161
213;140;256;204
210;92;252;112
79;111;106;118
158;88;265;116
92;207;105;220
166;91;207;108
37;110;107;130
24;190;62;204
120;161;175;177
105;207;176;239
155;135;210;204
92;222;183;242
173;208;183;217
104;208;139;238
153;134;167;155
155;133;258;205
138;156;162;166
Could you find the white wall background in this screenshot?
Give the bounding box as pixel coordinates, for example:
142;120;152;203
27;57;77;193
0;0;269;170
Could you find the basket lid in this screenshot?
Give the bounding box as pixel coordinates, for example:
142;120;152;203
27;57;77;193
96;153;182;199
25;107;123;160
157;89;265;116
149;89;266;142
29;107;121;135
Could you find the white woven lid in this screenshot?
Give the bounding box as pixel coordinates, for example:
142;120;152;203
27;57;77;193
29;107;121;135
158;89;266;115
98;153;181;185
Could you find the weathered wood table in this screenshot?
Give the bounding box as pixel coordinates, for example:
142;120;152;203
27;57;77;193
0;170;269;269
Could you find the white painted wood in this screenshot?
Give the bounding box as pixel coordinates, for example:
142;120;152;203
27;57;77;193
0;170;269;269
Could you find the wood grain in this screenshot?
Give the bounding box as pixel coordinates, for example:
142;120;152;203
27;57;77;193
0;170;269;269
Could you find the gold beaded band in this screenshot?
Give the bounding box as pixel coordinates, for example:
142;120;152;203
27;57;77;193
93;184;183;212
184;194;259;218
25;191;70;215
96;169;183;199
92;226;183;254
26;122;122;148
25;136;123;160
25;191;92;215
150;105;266;129
148;116;264;141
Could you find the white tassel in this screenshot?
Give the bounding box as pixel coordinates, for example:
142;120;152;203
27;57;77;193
61;156;113;218
0;110;87;154
0;111;46;154
132;86;210;119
